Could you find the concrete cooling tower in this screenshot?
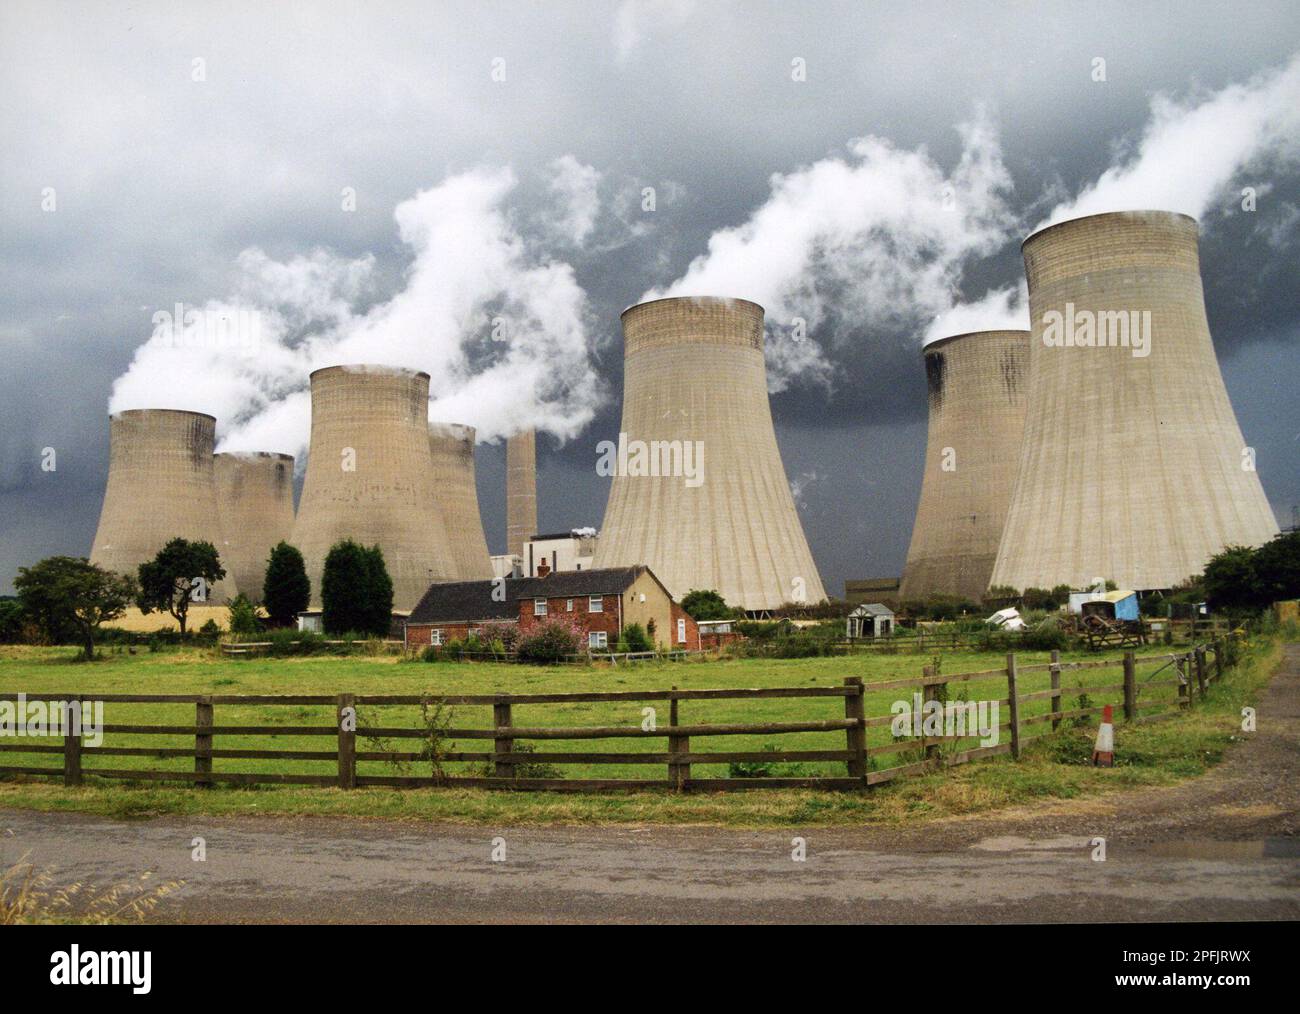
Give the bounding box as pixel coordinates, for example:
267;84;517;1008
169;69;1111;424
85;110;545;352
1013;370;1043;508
991;210;1279;592
506;430;538;558
593;296;826;612
899;330;1030;603
90;409;237;601
214;452;296;602
428;422;492;580
290;365;457;610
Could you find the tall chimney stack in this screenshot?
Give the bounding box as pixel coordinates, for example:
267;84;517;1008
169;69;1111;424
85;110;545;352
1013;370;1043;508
506;430;538;559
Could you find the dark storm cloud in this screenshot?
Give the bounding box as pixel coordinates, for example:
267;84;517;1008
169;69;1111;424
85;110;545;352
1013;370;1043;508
2;0;1298;597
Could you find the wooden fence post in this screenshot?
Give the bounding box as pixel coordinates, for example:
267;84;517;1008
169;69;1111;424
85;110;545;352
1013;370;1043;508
921;666;940;763
844;677;866;783
337;693;356;789
1214;636;1224;682
668;688;689;791
62;699;82;787
1176;657;1190;711
1049;650;1062;732
1006;653;1021;760
1195;646;1207;699
493;697;513;780
1122;652;1136;722
195;696;213;788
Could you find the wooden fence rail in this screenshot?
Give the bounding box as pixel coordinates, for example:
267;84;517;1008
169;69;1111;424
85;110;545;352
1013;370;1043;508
0;638;1240;793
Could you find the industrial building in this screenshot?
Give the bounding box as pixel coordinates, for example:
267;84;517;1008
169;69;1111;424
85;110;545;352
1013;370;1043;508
290;365;457;610
213;451;296;602
991;211;1279;591
899;330;1030;602
90;409;237;602
593;296;826;613
427;422;493;580
522;528;598;576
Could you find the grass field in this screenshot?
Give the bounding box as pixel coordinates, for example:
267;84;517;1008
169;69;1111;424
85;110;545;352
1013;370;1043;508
0;637;1277;827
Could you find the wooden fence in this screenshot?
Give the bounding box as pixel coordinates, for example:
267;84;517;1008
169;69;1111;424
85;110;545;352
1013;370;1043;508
0;637;1239;793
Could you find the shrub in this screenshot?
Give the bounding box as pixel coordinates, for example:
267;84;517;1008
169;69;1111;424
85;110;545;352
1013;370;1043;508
225;594;261;637
516;616;584;663
621;622;652;652
680;589;733;621
321;540;392;636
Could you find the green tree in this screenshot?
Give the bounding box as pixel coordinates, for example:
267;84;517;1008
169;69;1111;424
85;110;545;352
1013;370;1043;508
1253;530;1300;604
363;545;394;636
262;541;310;627
136;538;226;636
321;540;393;636
1202;545;1264;613
679;588;732;621
14;556;136;659
226;594;262;637
0;599;28;643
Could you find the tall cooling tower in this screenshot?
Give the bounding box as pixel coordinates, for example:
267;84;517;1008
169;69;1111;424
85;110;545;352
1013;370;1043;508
506;430;537;558
899;330;1030;602
991;211;1278;592
593;296;825;612
428;422;492;579
90;409;237;601
291;365;456;610
214;452;296;602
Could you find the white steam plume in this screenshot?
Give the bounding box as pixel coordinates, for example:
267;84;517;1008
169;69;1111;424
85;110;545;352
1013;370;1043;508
936;54;1300;343
1037;53;1300;230
644;110;1017;391
109;166;603;457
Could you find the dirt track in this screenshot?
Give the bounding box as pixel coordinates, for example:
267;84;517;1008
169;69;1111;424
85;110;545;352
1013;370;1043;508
4;646;1298;924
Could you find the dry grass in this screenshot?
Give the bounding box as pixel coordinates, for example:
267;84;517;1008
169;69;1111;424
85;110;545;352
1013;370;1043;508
0;851;183;924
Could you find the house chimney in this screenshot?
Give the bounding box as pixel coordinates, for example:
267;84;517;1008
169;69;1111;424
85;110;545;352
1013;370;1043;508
537;559;551;578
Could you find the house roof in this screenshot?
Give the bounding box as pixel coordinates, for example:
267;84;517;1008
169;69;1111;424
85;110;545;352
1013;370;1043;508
406;566;652;625
850;602;895;617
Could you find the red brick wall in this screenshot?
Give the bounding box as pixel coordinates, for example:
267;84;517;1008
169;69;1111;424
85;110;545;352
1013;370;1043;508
405;621;486;648
670;603;701;650
517;593;621;647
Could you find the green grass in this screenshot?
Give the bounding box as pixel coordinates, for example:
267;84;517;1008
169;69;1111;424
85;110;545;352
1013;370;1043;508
0;636;1277;827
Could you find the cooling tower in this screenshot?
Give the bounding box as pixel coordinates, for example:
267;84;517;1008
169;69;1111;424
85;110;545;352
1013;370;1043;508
290;365;456;610
592;296;826;612
428;422;493;580
214;452;296;602
506;430;538;558
990;211;1279;592
899;330;1030;603
90;409;237;602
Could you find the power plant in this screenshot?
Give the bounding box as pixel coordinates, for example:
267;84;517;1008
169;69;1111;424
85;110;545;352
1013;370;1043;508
990;211;1279;592
90;409;237;602
290;365;457;610
213;451;297;602
899;330;1030;602
506;430;538;559
592;296;826;612
428;422;493;580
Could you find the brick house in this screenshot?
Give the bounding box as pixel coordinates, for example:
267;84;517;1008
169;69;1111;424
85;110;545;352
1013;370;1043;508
404;564;701;652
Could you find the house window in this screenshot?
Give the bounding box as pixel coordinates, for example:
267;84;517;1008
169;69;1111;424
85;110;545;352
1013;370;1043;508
566;599;573;611
589;631;608;649
677;618;687;644
589;595;603;613
534;598;547;616
431;629;443;646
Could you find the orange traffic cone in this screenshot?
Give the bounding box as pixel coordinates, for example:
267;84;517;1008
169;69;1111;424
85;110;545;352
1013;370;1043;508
1092;704;1114;767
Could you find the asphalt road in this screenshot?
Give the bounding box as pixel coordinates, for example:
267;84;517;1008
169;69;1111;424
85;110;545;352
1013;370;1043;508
3;646;1297;924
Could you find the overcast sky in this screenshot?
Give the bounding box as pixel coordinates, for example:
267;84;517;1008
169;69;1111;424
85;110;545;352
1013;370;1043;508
2;0;1298;597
